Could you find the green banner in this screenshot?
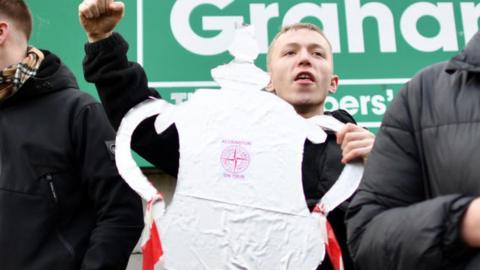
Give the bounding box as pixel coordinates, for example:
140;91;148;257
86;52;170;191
26;0;479;165
139;0;478;128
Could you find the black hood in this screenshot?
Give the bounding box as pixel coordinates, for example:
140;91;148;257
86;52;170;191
446;31;480;73
3;49;79;106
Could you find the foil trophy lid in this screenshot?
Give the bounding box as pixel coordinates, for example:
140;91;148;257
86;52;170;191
211;25;270;91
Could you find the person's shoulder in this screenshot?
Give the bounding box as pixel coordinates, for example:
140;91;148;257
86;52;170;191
73;90;99;104
407;61;449;91
417;62;448;79
395;61;451;110
325;109;357;124
51;87;100;113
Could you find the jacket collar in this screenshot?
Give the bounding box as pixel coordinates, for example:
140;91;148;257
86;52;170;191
0;50;79;107
446;32;480;73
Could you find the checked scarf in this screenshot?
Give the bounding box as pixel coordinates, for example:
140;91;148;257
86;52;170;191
0;47;44;101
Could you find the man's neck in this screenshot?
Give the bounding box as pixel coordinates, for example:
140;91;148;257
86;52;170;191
295;106;324;119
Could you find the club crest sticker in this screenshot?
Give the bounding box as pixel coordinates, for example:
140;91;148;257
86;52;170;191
221;140;251;178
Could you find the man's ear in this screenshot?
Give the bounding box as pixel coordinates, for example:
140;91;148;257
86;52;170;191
329;74;339;94
0;22;9;45
265;73;275;93
266;81;275;92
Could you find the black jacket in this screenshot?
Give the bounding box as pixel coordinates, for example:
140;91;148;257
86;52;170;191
346;33;480;270
307;111;357;270
84;33;356;270
0;50;144;270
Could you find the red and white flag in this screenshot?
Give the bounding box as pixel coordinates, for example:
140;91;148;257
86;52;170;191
141;194;165;270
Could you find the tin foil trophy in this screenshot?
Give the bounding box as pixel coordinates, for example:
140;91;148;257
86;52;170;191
115;26;363;270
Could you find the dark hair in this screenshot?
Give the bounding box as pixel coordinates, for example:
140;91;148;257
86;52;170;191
0;0;32;39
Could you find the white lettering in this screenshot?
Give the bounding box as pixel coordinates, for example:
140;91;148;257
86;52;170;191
170;93;188;104
324;96;339;111
386;89;394;102
400;2;458;52
169;1;470;55
340;96;359;115
324;89;394;116
345;0;396;53
371;95;386;115
171;0;243;56
170;92;196;104
461;3;480;45
359;95;371;115
282;3;341;53
249;3;279;53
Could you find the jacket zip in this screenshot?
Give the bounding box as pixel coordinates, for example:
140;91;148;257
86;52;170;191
44;173;75;257
44;173;76;257
45;174;58;203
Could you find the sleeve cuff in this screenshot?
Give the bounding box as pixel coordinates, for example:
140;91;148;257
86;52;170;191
443;195;479;261
84;32;128;55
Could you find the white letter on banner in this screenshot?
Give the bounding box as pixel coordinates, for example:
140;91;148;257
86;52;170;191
170;93;188;104
461;3;480;46
282;3;341;53
401;2;458;52
171;0;243;56
324;96;339;111
249;3;279;54
345;0;396;53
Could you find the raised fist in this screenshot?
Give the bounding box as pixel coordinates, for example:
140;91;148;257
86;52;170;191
79;0;124;42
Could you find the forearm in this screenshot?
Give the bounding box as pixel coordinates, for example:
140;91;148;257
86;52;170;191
83;32;159;129
348;194;476;270
83;33;179;174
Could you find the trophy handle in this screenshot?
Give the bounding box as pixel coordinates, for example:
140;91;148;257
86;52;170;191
115;98;173;201
308;115;364;214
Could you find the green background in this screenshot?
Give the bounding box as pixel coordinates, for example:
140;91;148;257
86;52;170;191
26;0;479;165
27;0;478;118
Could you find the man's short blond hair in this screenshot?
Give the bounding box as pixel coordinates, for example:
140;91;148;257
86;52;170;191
267;23;332;70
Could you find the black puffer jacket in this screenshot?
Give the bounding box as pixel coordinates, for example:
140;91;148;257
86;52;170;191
0;50;144;270
83;32;357;270
346;33;480;270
